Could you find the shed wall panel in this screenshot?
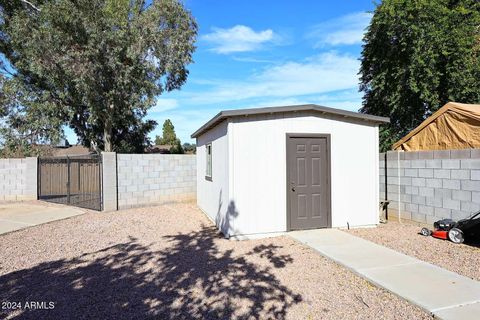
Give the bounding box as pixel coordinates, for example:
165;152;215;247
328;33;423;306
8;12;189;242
196;121;231;235
229;112;379;236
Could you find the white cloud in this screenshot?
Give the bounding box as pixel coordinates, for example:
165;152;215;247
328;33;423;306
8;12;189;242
148;52;363;143
235;97;311;109
149;107;217;144
306;12;372;47
182;51;360;105
232;56;278;64
150;98;179;113
311;89;363;111
201;25;277;54
232;89;362;112
150;88;363;144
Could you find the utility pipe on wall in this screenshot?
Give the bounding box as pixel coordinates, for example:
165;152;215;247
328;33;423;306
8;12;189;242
397;151;401;223
384;153;388;220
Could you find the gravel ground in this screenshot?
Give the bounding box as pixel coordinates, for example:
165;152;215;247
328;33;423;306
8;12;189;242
347;221;480;282
0;202;430;319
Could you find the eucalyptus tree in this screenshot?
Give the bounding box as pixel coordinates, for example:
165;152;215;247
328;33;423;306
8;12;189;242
0;0;197;152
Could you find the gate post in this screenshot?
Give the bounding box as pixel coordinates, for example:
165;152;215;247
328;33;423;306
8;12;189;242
102;152;118;212
66;156;71;204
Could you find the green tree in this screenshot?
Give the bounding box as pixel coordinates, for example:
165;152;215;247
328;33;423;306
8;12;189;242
169;139;184;154
0;75;63;157
182;142;196;154
359;0;480;151
155;119;178;145
0;0;197;152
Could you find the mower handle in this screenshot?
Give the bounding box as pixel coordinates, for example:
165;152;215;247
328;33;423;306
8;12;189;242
469;211;480;220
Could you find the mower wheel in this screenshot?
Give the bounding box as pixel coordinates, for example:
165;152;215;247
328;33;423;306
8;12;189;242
448;228;464;244
420;228;431;236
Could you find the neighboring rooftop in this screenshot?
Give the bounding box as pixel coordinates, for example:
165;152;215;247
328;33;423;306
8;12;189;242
191;104;390;138
146;144;173;154
52;144;92;157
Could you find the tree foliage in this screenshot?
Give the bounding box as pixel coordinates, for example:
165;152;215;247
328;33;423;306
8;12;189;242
155;119;177;145
0;74;63;157
182;142;196;154
0;0;197;152
359;0;480;151
169;139;184;154
154;119;184;154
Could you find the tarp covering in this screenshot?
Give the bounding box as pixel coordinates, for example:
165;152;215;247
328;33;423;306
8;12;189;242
393;102;480;151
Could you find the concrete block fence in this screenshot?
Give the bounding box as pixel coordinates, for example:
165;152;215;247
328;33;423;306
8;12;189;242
0;157;37;201
1;153;196;212
380;149;480;225
112;153;196;210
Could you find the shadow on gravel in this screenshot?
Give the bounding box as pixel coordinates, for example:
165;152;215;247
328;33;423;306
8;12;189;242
0;225;301;320
464;239;480;248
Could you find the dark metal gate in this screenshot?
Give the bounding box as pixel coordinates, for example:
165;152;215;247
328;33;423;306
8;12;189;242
38;155;103;211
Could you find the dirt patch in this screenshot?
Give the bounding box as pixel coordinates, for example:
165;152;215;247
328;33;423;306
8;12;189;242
348;221;480;282
0;204;430;319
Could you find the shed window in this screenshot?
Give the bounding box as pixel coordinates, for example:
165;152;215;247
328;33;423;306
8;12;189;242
206;143;212;180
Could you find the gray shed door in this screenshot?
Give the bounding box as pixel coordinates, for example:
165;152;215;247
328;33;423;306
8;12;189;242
287;135;330;230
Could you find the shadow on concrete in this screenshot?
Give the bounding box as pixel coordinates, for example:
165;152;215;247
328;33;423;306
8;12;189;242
0;225;301;319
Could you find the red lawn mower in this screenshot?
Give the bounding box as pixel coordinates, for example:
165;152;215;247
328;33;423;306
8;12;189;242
420;211;480;244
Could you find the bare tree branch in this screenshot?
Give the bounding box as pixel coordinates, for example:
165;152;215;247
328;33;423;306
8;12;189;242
20;0;41;12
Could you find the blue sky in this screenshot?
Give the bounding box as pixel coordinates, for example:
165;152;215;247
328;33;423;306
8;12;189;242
66;0;377;144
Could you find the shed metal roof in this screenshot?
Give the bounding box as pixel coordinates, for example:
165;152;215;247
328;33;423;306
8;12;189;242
191;104;390;138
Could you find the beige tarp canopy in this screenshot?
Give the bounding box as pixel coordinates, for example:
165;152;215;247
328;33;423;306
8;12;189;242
393;102;480;151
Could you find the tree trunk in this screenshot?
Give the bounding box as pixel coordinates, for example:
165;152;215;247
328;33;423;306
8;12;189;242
104;118;113;152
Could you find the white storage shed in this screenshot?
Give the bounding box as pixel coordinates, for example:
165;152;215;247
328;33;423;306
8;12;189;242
191;104;389;239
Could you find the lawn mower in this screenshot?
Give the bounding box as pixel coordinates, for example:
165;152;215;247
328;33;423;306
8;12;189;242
420;211;480;244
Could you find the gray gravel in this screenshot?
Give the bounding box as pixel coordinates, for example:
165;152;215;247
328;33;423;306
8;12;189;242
0;202;430;319
348;221;480;282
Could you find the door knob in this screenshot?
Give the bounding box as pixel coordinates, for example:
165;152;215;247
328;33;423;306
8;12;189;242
291;182;296;192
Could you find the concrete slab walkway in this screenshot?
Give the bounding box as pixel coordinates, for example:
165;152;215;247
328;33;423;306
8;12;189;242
0;202;85;235
289;229;480;320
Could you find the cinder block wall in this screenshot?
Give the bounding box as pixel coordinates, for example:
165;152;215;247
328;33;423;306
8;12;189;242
117;154;196;210
0;158;37;201
380;149;480;224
